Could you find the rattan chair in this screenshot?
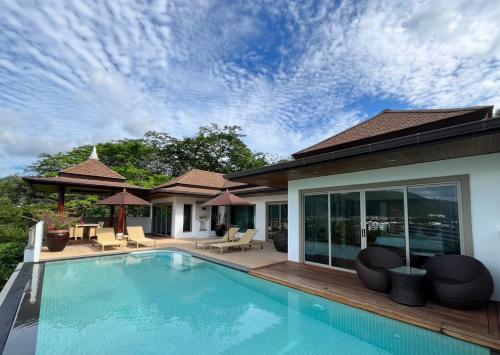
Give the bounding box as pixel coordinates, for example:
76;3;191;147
355;247;405;293
423;255;493;309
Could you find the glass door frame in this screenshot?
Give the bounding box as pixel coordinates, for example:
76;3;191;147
303;189;365;272
302;181;464;270
152;203;173;236
266;201;288;241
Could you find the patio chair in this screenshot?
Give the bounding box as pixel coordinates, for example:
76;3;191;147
355;247;405;293
423;255;493;309
127;226;156;248
95;227;123;251
209;229;258;254
194;227;239;249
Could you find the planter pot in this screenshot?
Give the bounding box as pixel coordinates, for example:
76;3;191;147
273;232;288;253
215;224;226;237
46;230;70;252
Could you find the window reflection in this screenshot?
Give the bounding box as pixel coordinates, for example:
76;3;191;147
304;195;329;265
408;185;460;267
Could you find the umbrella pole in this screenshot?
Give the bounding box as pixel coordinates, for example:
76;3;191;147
117;205;126;234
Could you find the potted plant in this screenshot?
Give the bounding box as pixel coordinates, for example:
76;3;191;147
40;211;80;252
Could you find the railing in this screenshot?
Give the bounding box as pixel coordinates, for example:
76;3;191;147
23;221;44;263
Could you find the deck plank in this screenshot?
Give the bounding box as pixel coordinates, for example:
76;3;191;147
250;261;500;351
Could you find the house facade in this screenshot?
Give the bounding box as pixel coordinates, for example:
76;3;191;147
146;169;288;242
225;106;500;301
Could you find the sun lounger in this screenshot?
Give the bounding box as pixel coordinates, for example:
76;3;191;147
95;228;123;251
210;229;258;253
194;227;239;249
127;226;156;248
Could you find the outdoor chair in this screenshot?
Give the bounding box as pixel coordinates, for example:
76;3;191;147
95;227;123;251
194;227;239;249
127;226;156;248
355;247;405;293
209;229;258;253
423;255;493;309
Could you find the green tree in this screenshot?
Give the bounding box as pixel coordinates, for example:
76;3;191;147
144;124;269;176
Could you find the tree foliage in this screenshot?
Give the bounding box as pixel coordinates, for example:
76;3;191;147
28;124;269;183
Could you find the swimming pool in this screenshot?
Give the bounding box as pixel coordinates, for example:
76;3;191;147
34;251;487;355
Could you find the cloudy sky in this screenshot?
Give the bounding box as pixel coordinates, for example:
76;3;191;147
1;0;499;176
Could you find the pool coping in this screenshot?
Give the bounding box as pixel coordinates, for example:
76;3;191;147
0;262;36;355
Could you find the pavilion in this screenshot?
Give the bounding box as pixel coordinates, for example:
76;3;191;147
23;147;148;226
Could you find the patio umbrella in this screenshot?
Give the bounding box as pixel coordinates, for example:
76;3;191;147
98;189;150;234
202;190;252;238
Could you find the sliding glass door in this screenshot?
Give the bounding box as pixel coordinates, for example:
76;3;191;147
407;184;460;267
304;195;329;265
330;192;361;269
365;189;406;260
303;182;462;270
152;204;172;236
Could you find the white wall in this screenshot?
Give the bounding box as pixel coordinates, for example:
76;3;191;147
150;196;215;239
242;194;288;241
288;153;500;300
173;196;213;238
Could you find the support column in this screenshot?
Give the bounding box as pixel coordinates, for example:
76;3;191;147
117;205;126;234
58;187;65;217
109;205;115;228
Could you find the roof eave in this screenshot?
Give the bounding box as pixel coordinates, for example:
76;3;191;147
225;117;500;182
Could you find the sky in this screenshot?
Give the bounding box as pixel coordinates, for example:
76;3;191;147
1;0;499;176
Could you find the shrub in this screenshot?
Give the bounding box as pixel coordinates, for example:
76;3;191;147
0;242;25;289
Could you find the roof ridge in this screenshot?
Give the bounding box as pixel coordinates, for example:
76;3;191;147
384;106;493;113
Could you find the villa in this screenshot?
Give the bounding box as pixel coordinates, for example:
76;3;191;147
2;105;500;354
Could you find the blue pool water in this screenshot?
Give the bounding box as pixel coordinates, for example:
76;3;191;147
36;251;488;355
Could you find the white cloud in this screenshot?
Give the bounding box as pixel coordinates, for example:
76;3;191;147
0;0;499;176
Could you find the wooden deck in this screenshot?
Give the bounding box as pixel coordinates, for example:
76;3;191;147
250;261;500;351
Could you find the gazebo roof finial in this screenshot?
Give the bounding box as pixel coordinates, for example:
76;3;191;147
89;145;99;160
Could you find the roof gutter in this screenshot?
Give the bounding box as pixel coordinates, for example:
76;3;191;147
225;118;500;180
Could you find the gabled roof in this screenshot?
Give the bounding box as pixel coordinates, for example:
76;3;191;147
156;169;245;189
157;169;225;189
60;159;126;181
151;168;278;197
293;106;494;159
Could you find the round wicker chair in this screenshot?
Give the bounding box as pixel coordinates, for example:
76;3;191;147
423;255;493;309
355;247;405;293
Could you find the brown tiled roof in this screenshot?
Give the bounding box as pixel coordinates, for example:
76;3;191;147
23;176;146;191
154;186;220;196
157;169;227;189
293;106;494;159
60;159;126;181
152;168;281;196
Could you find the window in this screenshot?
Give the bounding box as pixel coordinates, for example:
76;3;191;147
228;206;255;232
183;204;192;232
